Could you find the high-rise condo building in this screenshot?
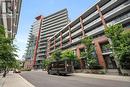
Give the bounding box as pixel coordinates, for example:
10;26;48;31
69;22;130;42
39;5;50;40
25;9;69;69
34;9;69;69
24;15;43;69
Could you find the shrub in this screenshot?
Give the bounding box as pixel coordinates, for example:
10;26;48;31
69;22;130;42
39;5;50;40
20;68;31;71
88;65;103;69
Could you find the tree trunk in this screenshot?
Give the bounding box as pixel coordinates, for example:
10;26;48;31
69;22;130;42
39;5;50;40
114;59;122;75
79;59;83;71
71;61;74;73
108;38;122;75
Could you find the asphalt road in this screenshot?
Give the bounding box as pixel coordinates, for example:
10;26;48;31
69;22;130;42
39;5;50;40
20;71;130;87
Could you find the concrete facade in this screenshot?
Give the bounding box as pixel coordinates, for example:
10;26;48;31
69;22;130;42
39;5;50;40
34;9;69;69
0;0;22;38
47;0;130;69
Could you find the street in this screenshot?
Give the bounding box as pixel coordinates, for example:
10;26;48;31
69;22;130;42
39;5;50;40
20;71;130;87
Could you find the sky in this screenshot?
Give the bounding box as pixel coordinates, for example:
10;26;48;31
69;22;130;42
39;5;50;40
14;0;98;60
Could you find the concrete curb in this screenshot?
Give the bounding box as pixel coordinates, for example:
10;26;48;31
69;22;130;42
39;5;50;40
73;73;130;82
18;74;35;87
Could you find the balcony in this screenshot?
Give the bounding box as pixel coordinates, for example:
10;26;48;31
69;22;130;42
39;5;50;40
36;57;43;61
41;22;67;32
43;22;67;31
37;53;46;57
71;28;82;38
62;36;70;44
116;17;130;26
113;12;130;24
43;16;67;27
83;11;98;24
40;37;47;41
54;34;60;42
55;45;60;49
55;41;61;47
49;49;55;54
62;42;71;49
84;17;101;32
104;3;130;21
50;41;54;46
71;37;81;45
71;22;81;32
38;45;46;49
40;33;54;38
62;30;69;38
100;0;117;12
39;41;47;45
42;19;68;29
41;27;62;35
55;37;60;43
44;11;67;21
50;46;54;51
32;24;40;29
85;25;104;36
37;49;46;54
50;44;54;49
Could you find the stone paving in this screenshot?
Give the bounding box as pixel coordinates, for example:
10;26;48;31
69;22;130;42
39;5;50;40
0;71;35;87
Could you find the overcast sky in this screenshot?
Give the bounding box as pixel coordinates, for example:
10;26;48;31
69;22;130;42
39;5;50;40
14;0;98;60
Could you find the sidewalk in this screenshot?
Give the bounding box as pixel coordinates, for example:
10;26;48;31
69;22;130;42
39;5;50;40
0;72;35;87
72;73;130;82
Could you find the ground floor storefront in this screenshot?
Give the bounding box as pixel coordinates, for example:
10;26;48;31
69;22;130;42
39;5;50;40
70;35;118;73
68;35;130;75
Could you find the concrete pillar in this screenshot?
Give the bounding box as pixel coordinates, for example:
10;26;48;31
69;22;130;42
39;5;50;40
96;5;107;29
80;17;85;37
76;47;80;59
94;41;106;68
68;26;72;43
76;46;84;70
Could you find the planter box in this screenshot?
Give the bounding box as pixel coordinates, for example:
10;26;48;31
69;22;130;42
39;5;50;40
121;69;130;76
75;69;107;74
84;69;106;74
74;69;86;73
